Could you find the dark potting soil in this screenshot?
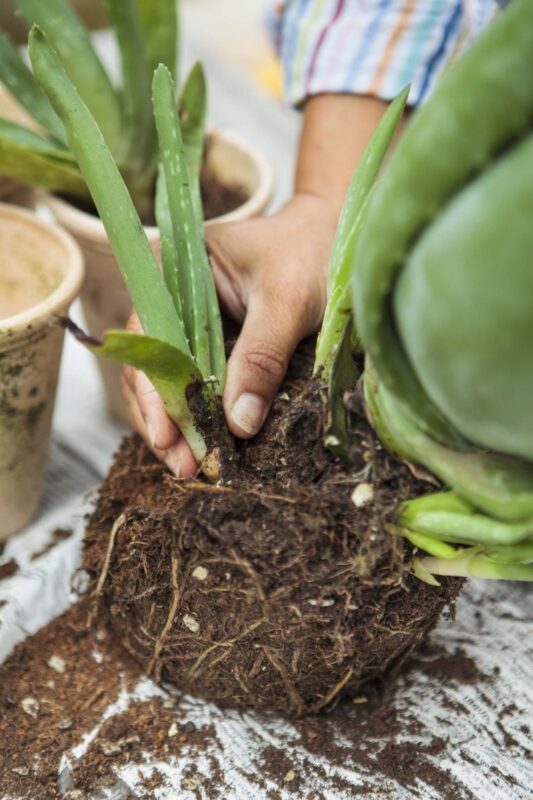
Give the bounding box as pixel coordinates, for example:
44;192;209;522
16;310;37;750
200;163;248;222
63;162;248;226
0;600;485;800
83;343;462;717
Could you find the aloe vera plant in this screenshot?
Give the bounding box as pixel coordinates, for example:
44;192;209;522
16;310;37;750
0;0;194;219
30;27;223;467
349;0;533;582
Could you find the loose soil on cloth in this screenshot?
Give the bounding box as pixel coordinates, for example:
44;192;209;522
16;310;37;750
0;600;483;800
84;343;461;716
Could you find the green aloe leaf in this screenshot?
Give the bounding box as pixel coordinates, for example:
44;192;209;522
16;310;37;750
352;0;533;447
394;133;533;461
134;0;178;82
179;61;207;222
0;118;75;161
29;26;184;351
63;321;208;462
414;551;533;582
153;64;225;385
0;123;87;196
0;33;65;142
14;0;122;154
314;85;409;379
365;363;533;523
352;0;533;446
102;0;153;171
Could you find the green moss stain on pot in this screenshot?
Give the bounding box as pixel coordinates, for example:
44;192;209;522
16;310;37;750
0;331;50;470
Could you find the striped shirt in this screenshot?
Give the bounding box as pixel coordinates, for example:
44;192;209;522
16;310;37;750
270;0;501;106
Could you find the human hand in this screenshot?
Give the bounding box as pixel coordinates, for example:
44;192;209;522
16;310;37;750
121;193;338;477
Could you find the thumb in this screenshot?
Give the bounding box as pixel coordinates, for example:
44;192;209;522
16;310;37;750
223;287;306;438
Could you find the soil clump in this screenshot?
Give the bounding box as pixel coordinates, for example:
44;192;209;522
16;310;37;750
84;343;461;716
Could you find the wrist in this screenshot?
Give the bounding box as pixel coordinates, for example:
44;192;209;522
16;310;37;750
279;191;340;230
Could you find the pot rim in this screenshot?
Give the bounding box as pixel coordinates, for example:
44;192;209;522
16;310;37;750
43;128;274;241
0;202;84;336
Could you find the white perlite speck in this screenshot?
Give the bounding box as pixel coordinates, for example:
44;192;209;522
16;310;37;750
47;655;66;674
183;614;200;633
351;482;374;508
192;565;208;581
21;697;39;718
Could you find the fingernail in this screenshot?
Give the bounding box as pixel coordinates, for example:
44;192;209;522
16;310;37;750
230;393;267;435
165;445;181;478
146;420;157;449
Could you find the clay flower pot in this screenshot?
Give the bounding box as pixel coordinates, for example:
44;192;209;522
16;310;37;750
0;203;84;541
45;130;273;421
0;0;107;44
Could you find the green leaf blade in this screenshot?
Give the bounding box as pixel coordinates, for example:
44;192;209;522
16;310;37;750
314;85;409;378
0;32;66;142
14;0;122;153
103;0;153;170
134;0;178;82
29;27;183;349
179;61;207;221
153;64;225;385
0;124;87;196
66;323;208;462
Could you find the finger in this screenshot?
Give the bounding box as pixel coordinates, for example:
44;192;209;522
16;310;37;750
134;370;179;452
121;374;198;478
223;284;307;438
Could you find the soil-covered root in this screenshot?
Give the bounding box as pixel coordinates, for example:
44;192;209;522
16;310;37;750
84;374;461;717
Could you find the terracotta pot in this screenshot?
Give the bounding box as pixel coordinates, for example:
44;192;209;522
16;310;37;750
0;203;84;541
0;0;107;44
45;129;273;421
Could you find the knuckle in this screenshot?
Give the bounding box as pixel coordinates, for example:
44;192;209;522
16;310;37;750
244;343;287;384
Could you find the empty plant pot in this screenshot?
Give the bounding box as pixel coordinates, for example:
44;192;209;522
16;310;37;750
45;129;273;422
0;203;84;540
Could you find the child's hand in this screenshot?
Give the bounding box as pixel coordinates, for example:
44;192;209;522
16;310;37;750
121;193;338;477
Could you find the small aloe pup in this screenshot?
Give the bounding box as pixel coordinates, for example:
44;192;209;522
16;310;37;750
351;0;533;582
0;0;202;219
29;25;223;472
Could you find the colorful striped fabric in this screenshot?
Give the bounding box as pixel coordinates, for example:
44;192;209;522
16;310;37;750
270;0;500;106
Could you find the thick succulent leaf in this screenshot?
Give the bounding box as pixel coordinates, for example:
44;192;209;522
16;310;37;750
103;0;153;170
179;61;207;221
324;320;360;465
153;64;225;386
314;85;409;378
63;321;207;462
0;118;74;160
415;552;533;582
29;27;184;351
0;33;65;142
155;165;184;325
0;124;87;195
14;0;122;153
365;364;533;523
134;0;178;82
400;504;533;547
352;0;533;446
394;134;533;461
